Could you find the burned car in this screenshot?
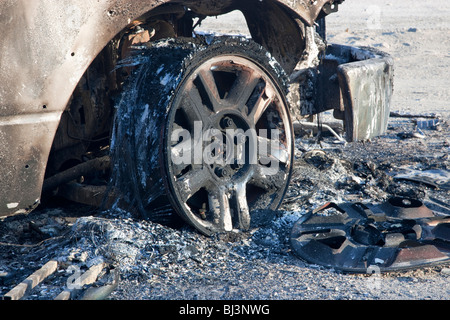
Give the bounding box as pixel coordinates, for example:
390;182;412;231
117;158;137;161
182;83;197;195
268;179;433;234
0;0;393;235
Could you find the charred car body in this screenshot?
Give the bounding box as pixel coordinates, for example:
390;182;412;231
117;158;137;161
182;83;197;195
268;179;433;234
0;0;393;235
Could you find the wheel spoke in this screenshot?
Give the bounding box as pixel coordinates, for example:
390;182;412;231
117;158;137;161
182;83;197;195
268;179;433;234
235;182;251;230
197;69;221;112
181;84;213;124
170;138;192;176
227;71;261;110
249;164;285;192
208;190;233;232
249;85;275;124
176;167;212;203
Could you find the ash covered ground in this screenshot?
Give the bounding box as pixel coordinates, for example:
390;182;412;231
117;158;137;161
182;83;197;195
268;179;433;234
1;116;448;300
1;0;449;301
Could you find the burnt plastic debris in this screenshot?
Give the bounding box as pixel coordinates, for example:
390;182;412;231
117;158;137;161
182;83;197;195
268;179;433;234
290;197;450;273
392;167;450;191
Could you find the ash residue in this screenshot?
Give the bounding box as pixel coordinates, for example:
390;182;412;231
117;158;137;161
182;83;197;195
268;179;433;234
1;115;449;300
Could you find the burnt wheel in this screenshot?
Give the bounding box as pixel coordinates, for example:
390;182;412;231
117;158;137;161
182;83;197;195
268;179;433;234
112;38;294;235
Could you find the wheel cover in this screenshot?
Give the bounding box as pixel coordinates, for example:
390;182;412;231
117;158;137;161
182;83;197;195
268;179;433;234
165;54;293;234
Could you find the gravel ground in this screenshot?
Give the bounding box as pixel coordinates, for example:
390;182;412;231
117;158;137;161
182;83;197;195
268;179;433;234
1;0;449;304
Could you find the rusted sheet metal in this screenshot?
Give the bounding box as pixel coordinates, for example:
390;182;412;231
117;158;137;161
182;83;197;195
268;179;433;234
0;0;153;218
172;0;342;25
279;0;342;26
315;44;394;142
290;198;450;273
333;45;395;142
304;43;393;142
0;114;60;216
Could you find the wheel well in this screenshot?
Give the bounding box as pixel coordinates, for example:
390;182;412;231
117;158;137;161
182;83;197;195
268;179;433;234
115;0;306;74
237;1;306;73
118;1;306;71
45;0;305;185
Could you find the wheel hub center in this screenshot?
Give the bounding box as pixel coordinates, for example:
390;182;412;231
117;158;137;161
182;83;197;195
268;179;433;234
208;113;253;179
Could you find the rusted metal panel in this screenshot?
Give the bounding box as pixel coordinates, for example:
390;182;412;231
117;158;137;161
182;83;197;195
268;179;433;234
171;0;342;25
0;0;156;218
0;114;61;216
336;45;394;142
279;0;342;26
318;44;394;142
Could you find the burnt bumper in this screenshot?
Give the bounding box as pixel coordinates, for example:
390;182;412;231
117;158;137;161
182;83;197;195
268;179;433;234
315;44;394;142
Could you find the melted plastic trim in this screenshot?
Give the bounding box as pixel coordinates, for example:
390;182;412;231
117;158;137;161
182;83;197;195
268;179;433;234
290;197;450;273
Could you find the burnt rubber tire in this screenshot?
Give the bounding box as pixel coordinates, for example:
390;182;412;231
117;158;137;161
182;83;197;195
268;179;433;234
111;37;294;235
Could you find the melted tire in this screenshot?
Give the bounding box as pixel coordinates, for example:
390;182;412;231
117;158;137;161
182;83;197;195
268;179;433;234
111;37;294;235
